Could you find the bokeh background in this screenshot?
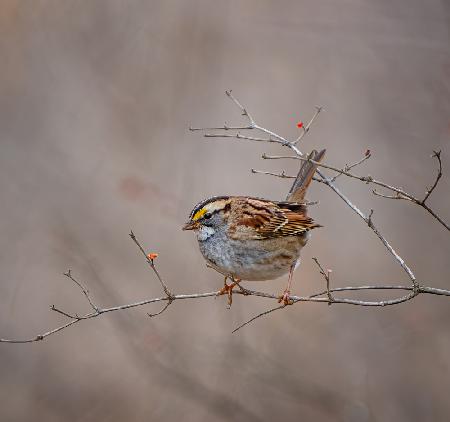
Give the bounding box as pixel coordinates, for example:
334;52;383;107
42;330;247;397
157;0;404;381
0;1;449;421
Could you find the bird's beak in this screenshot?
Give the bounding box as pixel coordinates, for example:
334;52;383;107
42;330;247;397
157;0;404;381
182;221;200;231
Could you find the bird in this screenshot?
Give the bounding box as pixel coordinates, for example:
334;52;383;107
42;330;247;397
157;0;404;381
183;149;326;305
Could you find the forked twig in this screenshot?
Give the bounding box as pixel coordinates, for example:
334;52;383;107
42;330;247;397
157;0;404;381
129;230;174;300
294;106;324;145
423;150;442;203
312;257;334;305
330;151;372;182
2;260;450;342
64;269;99;312
260;151;448;231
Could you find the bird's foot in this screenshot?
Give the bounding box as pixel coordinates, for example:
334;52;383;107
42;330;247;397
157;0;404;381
278;289;294;306
217;277;240;308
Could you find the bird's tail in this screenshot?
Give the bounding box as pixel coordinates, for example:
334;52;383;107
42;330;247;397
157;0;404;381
286;149;326;202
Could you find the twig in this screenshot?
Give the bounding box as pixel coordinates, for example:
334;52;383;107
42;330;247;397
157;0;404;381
204;133;277;143
50;305;78;320
330;151;372;182
189;125;253;131
423;150;442;203
372;190;408;200
129;231;174;300
251;169;295;179
318;171;419;289
261;152;448;231
232;304;286;334
230;282;450;334
225;89;256;126
294;106;324;144
3;280;450;342
224;90;290;145
129;230;175;318
261;153;412;196
312;257;334;305
147;300;172;318
64;269;99;312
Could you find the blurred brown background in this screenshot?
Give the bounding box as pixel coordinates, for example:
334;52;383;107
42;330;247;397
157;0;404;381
0;1;449;421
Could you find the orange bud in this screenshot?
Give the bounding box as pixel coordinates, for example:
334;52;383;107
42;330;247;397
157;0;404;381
147;253;159;261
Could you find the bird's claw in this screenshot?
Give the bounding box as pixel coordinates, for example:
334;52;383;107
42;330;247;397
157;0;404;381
217;279;239;308
278;290;294;306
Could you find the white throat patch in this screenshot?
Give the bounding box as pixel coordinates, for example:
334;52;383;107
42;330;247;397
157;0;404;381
197;225;215;241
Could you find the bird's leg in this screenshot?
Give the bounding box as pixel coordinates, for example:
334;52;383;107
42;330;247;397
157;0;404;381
278;262;296;306
217;276;241;307
218;276;231;295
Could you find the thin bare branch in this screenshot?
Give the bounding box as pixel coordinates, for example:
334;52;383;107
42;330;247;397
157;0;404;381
0;318;84;343
422;150;442;203
330;151;372;182
320;174;418;287
129;231;174;300
232;304;286;334
129;230;175;320
262;153;413;198
190;125;253;131
293;106;324;145
312;257;334;305
204;133;276;143
261;153;299;160
225;90;292;145
251;169;295;179
419;202;449;230
372;189;411;201
262;152;449;231
50;305;78;320
64;269;99;312
147;300;172;318
225;89;256;126
3;281;450;342
251;169;326;188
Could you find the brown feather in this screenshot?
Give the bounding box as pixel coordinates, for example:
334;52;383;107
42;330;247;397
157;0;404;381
287;149;326;202
231;197;320;240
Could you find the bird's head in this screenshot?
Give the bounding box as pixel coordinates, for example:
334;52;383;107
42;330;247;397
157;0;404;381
183;196;231;232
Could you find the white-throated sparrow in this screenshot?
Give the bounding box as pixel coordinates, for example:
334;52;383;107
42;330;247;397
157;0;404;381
183;149;326;305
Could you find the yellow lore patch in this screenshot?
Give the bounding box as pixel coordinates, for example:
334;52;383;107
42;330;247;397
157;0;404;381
192;208;207;221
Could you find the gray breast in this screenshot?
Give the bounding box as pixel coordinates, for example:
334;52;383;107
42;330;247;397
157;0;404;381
197;228;307;281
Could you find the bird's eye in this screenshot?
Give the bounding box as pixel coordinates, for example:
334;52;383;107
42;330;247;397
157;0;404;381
204;213;212;220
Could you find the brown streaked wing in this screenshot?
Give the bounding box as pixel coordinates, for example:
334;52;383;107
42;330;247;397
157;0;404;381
236;198;320;239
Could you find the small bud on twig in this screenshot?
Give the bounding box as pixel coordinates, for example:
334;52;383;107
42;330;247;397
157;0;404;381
147;253;159;261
